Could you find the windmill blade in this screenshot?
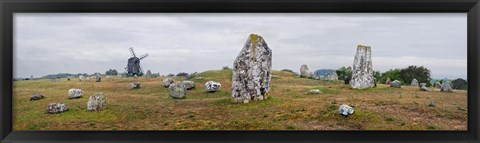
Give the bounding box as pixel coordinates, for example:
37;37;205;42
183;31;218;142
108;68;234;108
139;53;149;60
129;47;137;57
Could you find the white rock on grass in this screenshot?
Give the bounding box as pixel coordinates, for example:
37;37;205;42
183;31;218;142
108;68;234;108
324;72;338;81
68;88;83;99
338;104;354;116
163;78;175;88
130;82;141;89
47;103;69;114
390;80;401;88
87;92;107;111
309;89;321;94
181;80;195;90
411;78;418;87
205;81;221;92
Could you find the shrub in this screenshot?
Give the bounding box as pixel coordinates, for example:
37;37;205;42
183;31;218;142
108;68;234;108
379;69;402;84
105;69;118;75
451;78;468;90
176;72;189;77
222;66;231;70
399;65;432;87
336;66;352;80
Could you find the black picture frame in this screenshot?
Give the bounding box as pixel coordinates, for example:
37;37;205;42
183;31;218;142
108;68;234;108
1;0;479;143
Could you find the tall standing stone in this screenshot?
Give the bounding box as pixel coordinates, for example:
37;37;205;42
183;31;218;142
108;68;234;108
232;34;272;104
350;45;375;89
300;64;312;78
411;78;418;87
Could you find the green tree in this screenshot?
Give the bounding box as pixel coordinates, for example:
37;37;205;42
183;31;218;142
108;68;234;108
379;69;402;84
336;66;352;80
451;78;468;90
105;69;118;75
399;65;432;86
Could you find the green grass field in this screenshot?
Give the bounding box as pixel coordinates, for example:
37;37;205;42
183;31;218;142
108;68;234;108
13;69;467;130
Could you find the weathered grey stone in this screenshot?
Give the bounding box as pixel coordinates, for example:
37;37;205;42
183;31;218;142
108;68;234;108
419;83;428;91
186;72;197;79
300;64;312;78
411;78;418;87
181;80;195;90
130;82;141;89
163;78;175;88
435;82;442;89
47;103;68;114
169;82;186;99
350;45;375;89
205;81;221;92
309;89;321;94
232;34;272;103
344;76;350;84
441;81;453;92
386;78;392;85
30;93;44;101
87;92;107;111
145;70;152;78
68;88;83;99
324;72;338;81
338;104;354;116
390;80;401;88
96;75;101;82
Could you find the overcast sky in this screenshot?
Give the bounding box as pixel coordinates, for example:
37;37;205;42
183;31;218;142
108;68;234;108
14;13;467;79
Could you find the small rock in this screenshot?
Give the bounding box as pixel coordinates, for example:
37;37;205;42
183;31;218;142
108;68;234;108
390;80;401;88
47;103;69;114
87;92;107;111
419;83;429;91
30;93;44;101
182;80;195;90
385;78;392;85
338;104;354;116
130;82;141;89
169;82;187;99
411;78;418;87
309;89;321;94
205;81;221;92
68;88;83;99
163;78;175;88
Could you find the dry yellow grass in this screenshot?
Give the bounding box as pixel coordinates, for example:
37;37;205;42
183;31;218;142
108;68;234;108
13;69;467;130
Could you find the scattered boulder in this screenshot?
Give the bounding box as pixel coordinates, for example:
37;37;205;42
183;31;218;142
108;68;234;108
96;75;101;82
205;81;221;92
434;82;442;89
169;82;187;99
163;78;175;88
324;72;338;81
30;93;44;101
181;80;195;90
309;89;321;94
232;34;272;103
441;81;453;92
87;92;107;111
47;103;68;114
420;83;429;91
350;45;375;89
338;104;354;116
68;88;83;99
300;64;312;78
130;82;141;89
385;78;392;85
390;80;401;88
411;78;418;87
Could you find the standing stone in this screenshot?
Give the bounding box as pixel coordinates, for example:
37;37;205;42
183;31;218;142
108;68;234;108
130;82;141;89
232;34;272;103
182;80;195;90
420;83;429;91
324;72;338;81
350;45;375;89
344;76;350;84
30;93;44;101
205;81;221;92
79;75;85;82
441;81;453;92
411;78;418;87
163;78;175;88
390;80;401;88
434;82;442;89
169;82;187;99
87;92;107;111
47;103;69;114
145;70;152;78
68;88;83;99
96;75;101;82
386;78;392;85
300;64;312;78
338;104;354;116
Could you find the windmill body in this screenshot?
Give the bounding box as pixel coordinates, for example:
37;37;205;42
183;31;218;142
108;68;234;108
126;47;148;77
